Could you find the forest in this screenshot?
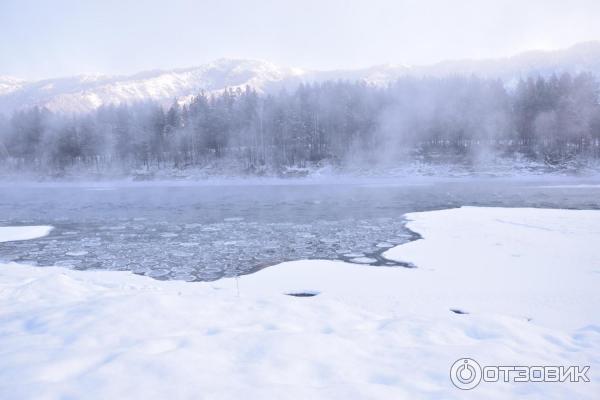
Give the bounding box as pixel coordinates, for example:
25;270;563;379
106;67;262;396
1;73;600;176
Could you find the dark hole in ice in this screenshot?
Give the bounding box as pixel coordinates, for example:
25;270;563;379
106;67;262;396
450;308;469;315
286;291;319;297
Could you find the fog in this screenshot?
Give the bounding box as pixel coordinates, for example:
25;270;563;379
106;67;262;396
0;73;599;178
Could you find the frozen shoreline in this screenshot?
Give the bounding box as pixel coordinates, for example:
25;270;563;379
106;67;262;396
2;156;600;185
1;173;600;191
1;207;599;399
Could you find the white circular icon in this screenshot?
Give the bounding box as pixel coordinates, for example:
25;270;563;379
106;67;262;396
450;358;482;390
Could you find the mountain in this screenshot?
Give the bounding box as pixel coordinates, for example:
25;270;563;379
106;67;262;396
0;76;26;96
0;59;305;115
419;41;600;82
2;41;600;115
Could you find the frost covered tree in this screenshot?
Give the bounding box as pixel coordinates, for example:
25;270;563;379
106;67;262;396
1;73;599;175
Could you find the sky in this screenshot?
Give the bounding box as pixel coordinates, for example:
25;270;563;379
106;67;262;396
1;0;600;80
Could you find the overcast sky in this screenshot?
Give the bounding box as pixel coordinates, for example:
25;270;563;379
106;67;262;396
1;0;600;80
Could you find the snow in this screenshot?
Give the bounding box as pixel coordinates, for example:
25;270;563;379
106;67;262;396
0;76;26;96
384;207;600;330
0;59;308;114
0;207;599;399
0;225;53;243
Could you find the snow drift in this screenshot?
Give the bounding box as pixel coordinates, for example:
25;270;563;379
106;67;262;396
0;207;598;399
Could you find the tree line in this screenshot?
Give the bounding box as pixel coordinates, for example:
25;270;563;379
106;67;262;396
1;72;600;175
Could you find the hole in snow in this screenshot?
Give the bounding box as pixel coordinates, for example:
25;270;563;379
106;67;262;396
286;291;320;297
450;308;469;315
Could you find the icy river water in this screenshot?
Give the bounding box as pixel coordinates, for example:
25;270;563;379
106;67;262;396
1;178;599;281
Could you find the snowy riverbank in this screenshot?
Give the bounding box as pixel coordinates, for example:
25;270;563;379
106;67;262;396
3;155;600;184
1;207;599;399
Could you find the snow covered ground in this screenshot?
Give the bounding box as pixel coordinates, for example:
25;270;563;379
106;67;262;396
0;226;52;243
0;207;599;399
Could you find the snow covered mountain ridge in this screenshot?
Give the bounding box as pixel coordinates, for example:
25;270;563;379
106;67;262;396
2;41;600;115
0;59;305;115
